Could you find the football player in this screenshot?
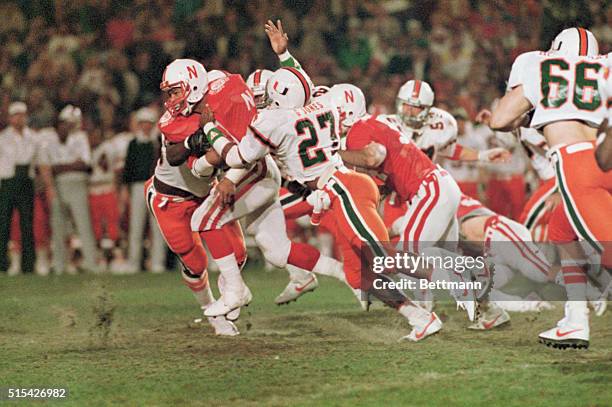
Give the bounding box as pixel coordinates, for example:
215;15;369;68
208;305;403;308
150;59;249;336
490;28;611;349
389;80;510;163
192;74;446;341
336;84;478;322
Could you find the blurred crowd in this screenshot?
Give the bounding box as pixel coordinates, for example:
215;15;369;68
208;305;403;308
0;0;610;275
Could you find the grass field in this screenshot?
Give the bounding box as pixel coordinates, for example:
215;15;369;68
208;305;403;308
1;266;611;406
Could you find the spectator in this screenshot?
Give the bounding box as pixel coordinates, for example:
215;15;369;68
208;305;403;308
0;102;40;274
45;105;98;273
88;120;125;272
122;107;166;273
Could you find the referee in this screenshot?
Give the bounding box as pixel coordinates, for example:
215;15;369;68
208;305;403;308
0;102;40;274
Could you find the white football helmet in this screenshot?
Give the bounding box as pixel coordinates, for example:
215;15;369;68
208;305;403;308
265;67;314;109
160;59;208;116
327;83;366;128
313;85;331;98
246;69;274;108
396;79;434;127
550;27;599;57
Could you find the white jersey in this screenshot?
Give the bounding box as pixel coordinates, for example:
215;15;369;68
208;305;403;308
597;54;611;120
155;135;213;198
42;129;92;183
90;139;121;188
508;51;609;129
238;100;342;184
517;127;555;181
380;107;458;160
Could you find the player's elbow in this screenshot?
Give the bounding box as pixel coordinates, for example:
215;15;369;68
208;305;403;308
489;112;513;132
365;143;386;167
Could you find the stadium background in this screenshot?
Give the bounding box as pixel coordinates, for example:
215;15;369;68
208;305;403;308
0;1;611;405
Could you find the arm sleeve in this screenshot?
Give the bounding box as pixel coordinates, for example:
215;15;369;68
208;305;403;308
235;128;270;164
278;50;302;70
507;52;539;106
345;124;371;150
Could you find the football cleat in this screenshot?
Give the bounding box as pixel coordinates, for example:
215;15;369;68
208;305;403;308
207;316;239;336
400;311;443;342
589;299;607;317
468;303;510;330
538;302;589;349
204;285;252;317
274;274;318;305
218;274;241;321
449;269;477;321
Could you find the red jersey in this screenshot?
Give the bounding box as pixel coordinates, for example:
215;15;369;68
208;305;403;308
205;74;257;141
158;112;200;143
345;115;435;202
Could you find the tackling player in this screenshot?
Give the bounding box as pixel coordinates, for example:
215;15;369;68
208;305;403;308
490;28;611;349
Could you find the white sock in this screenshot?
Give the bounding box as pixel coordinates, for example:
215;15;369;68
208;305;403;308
194;284;215;308
312;256;345;282
215;253;245;291
287;264;312;281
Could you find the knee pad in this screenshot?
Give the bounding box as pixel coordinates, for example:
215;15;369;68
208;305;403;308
255;229;290;268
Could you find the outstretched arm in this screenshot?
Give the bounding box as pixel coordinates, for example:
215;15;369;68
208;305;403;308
265;19;302;70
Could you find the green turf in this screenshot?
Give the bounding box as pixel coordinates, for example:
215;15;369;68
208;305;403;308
0;268;610;406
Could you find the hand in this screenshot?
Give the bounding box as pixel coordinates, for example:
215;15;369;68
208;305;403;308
480;147;511;163
199;104;215;127
475;109;492;125
216;177;236;208
186;128;211;157
265;19;288;55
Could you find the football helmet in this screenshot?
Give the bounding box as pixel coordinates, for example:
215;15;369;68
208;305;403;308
160;59;208;116
550;27;599;57
265;67;314;109
247;69;273;108
313;85;331;98
327;83;366;128
396;80;434;127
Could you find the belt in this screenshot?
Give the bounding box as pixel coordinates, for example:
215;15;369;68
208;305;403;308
153;177;194;198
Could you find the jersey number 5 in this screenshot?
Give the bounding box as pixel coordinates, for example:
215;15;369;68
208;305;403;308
540;59;602;111
295;111;336;168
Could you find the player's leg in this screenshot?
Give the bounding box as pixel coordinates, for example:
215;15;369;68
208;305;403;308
328;170;442;341
518;177;557;236
399;169;461;254
485;215;551;283
145;181;237;335
554;144;612;267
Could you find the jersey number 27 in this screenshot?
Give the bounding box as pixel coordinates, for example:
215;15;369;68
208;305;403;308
295;111;337;168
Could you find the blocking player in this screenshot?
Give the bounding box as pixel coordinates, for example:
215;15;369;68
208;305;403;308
150;59;249;336
191;72;446;341
490;28;611;348
168;61;345;319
